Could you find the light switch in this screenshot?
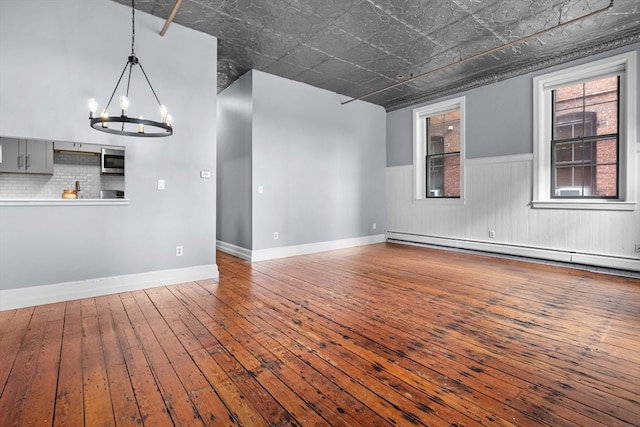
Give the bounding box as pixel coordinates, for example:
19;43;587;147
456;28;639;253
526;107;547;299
157;179;165;190
258;185;263;194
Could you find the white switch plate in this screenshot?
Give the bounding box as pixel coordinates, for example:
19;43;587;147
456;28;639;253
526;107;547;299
200;170;211;179
258;185;263;194
157;179;165;190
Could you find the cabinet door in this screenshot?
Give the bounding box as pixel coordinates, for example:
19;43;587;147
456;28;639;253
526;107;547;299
25;140;54;174
77;143;101;153
0;137;25;173
54;141;77;151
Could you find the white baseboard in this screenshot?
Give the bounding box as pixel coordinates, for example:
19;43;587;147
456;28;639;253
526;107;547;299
217;234;387;263
0;264;219;311
386;231;640;274
216;240;253;261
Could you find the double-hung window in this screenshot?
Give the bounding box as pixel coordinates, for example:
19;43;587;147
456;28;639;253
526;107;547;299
413;97;465;201
533;51;637;210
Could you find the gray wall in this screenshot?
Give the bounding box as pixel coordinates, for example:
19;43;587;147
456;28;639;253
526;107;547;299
0;0;217;290
252;71;386;250
217;72;253;249
387;42;640;166
217;70;387;252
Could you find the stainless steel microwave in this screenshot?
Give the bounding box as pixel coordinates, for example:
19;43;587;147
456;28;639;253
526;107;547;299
101;147;124;175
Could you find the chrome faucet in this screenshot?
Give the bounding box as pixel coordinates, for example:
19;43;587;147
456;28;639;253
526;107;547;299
75;180;80;195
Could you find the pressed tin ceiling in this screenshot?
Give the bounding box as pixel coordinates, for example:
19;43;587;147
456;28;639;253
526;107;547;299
112;0;640;111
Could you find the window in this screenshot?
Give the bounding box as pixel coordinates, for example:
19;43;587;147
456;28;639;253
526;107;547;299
533;51;637;210
552;77;618;198
413;97;465;201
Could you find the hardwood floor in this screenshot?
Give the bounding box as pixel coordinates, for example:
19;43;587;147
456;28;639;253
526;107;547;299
1;243;638;426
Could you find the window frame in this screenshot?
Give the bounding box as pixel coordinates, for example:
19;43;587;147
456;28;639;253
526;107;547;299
532;51;637;211
413;96;466;204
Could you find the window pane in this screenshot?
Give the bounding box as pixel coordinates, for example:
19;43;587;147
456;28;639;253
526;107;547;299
553;138;617;197
554;83;584;111
427;156;443;197
443;154;460;197
555;166;574;188
595;164;617;196
444;118;460;153
555;141;575;164
553;75;618;140
424;106;461;199
597;138;617;163
428;116;444;155
594;138;617;196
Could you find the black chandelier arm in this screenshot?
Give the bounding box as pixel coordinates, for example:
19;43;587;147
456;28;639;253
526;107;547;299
137;62;163;106
90;116;173;138
105;60;133;111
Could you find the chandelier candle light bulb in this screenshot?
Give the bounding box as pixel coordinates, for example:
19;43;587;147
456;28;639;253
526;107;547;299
88;98;97;118
160;105;168;123
101;109;108;128
119;96;129;116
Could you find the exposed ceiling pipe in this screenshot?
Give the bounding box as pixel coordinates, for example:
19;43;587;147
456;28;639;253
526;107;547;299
160;0;183;36
341;0;615;105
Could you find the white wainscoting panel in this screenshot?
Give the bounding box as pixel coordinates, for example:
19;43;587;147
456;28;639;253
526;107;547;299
387;152;640;272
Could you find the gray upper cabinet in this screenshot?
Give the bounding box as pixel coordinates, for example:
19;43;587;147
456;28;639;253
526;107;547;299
54;141;101;153
0;137;54;174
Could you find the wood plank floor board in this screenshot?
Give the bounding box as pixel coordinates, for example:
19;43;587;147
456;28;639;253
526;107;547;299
0;303;62;426
234;261;552;426
19;302;65;427
81;297;117;427
108;293;175;426
1;243;638;426
94;296;144;426
0;306;34;395
139;286;275;426
53;300;85;427
237;264;530;424
177;282;393;427
242;249;636;426
210;276;484;427
141;287;236;425
260;253;640;395
163;284;356;427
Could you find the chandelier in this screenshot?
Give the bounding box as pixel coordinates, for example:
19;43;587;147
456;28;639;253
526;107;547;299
88;0;172;137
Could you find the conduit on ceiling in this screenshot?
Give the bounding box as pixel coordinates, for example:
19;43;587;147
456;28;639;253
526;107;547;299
341;0;615;105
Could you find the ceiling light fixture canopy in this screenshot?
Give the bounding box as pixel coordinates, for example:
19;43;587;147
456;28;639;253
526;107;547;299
88;0;172;137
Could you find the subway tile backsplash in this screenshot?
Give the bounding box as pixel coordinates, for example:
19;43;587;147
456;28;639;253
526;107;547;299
0;152;124;199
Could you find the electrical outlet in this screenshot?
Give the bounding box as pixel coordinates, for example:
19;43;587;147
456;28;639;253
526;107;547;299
273;232;279;240
373;223;377;230
489;230;496;238
176;246;183;256
635;243;640;253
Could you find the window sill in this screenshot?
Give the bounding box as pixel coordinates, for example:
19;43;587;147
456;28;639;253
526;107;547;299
414;197;466;206
531;200;636;211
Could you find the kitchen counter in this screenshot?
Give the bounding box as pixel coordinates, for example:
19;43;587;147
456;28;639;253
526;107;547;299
0;198;129;206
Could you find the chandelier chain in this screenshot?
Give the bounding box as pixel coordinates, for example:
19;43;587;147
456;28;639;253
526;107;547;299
131;0;136;55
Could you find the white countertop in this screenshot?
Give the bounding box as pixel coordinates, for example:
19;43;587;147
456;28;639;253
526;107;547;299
0;198;129;206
